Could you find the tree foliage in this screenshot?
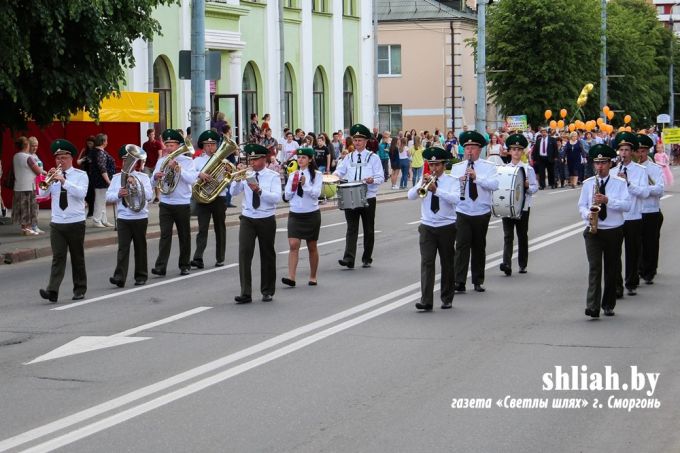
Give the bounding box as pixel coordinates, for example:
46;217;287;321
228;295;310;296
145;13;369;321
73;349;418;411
0;0;176;131
485;0;673;129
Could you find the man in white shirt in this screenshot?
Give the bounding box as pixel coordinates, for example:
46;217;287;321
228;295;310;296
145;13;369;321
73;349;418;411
106;145;154;287
450;131;499;292
39;140;89;303
281;131;300;163
407;147;459;311
578;144;631;317
636;134;664;284
230;144;283;304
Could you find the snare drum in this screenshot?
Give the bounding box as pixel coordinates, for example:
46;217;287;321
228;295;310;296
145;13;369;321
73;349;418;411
492;165;526;219
321;174;340;199
337;182;368;210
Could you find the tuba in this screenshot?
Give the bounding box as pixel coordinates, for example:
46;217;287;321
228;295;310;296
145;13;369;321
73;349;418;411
192;137;239;204
157;136;195;194
121;145;148;212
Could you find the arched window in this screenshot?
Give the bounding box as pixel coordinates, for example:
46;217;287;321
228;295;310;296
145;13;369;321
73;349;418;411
313;68;325;134
242;62;258;142
284;65;295;129
153;57;173;134
343;69;355;132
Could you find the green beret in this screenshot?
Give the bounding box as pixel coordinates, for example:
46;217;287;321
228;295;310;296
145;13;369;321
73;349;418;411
505;133;528;149
422;147;449;162
243;143;268;159
350;124;372;140
161;129;183;143
197;130;220;149
50;139;77;157
296;147;314;158
589;144;616;162
459;131;487;148
613;132;639;150
636;134;654;149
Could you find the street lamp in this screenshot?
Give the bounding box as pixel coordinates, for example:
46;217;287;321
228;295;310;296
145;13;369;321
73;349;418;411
669;2;680;126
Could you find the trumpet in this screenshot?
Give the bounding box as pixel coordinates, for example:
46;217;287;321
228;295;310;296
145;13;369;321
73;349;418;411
588;182;601;234
39;165;62;190
459;158;473;200
418;175;438;198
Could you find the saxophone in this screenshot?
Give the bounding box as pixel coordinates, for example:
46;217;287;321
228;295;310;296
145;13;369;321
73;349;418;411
157;136;195;194
120;145;147;212
192;137;239;204
588;181;601;234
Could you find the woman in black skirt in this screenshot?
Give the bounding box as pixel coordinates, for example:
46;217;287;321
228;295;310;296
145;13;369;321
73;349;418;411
282;148;323;287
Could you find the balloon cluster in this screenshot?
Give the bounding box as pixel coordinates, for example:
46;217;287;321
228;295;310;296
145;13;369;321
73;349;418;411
543;103;633;134
577;83;594;108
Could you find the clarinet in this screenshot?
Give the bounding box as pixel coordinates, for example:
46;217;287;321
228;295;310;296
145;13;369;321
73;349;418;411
459;158;473;200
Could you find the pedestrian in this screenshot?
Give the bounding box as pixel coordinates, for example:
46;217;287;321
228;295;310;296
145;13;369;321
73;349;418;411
410;135;425;187
142;128;164;203
249;112;262;144
389;135;401;190
398;137;411;189
91;133;115;227
27;136;48;233
77;136;97;216
654;143;674;187
11;137;42;235
313;134;331;173
532;127;558;189
378;131;391;181
565;131;584;188
330;132;343;172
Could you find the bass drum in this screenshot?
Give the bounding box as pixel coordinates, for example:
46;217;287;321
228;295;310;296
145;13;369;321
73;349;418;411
492;165;526;219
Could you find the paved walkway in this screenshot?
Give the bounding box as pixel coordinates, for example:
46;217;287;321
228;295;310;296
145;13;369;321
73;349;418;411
0;182;410;264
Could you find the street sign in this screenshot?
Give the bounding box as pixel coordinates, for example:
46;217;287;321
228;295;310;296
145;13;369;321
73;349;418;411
657;113;671;124
505;115;528;131
661;127;680;144
179;50;222;80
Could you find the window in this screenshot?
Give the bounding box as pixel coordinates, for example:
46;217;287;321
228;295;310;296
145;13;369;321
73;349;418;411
343;0;355;16
153;57;173;135
284;0;295;7
343;69;355;131
377;45;401;76
312;0;327;12
378;105;402;135
313;68;326;133
242;63;258;142
284;65;295;129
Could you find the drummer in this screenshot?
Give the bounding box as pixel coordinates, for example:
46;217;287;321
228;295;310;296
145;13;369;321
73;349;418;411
499;133;539;276
282;148;323;287
334;124;385;269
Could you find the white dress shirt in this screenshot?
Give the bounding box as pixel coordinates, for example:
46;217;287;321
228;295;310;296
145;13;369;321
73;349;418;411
49;167;88;224
505;161;539;210
608;161;649;221
449;158;499;216
105;171;153;220
284;168;322;213
407;173;459;227
193;154;228;198
578;175;631;230
334;149;385;199
229;167;282;218
153;154;197;205
640;160;664;213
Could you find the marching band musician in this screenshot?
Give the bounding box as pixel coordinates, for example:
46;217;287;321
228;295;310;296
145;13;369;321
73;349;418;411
450;131;499;293
334;123;385;269
39;140;89;303
191;130;228;269
282;148;323;287
500;134;539;276
407;147;459;311
636;134;664;285
230;144;282;304
609;132;649;297
106;145;153;287
578;144;631;318
151;129;197;277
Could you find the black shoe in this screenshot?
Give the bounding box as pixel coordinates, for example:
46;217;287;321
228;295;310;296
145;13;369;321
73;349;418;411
415;302;433;311
338;259;354;269
585;308;600;318
227;203;237;208
474;284;485;292
134;280;146;286
362;261;371;268
308;281;318;286
454;283;466;293
281;277;296;287
180;268;190;276
72;293;85;301
151;268;166;276
500;263;512;276
215;261;225;267
1;207;6;217
519;267;527;274
190;260;204;269
616;291;624;299
539;186;545;190
109;277;124;288
644;279;654;285
603;308;615;316
441;301;452;309
627;288;637;296
39;289;58;303
262;294;273;302
234;295;252;304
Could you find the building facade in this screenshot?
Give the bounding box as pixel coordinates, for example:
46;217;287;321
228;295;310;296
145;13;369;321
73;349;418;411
122;0;375;142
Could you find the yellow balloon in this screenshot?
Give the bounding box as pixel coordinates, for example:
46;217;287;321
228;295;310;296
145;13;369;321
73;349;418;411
557;119;565;129
544;110;552;120
585;83;594;92
624;114;632;124
549;120;557;129
607;110;614;121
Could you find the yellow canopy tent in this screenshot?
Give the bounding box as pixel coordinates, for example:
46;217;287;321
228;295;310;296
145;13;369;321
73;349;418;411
70;91;159;122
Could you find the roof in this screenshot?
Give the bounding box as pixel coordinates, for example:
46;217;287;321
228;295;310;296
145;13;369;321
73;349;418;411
376;0;477;22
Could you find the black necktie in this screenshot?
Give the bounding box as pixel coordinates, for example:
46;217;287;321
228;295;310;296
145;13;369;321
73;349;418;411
430;181;439;213
598;179;607;221
355;153;362;180
252;172;261;209
59;172;68;210
296;172;304;197
469;162;478;201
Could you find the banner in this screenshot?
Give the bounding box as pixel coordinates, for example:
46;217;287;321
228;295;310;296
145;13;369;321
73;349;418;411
662;127;680;144
70;91;159;123
505;115;528;131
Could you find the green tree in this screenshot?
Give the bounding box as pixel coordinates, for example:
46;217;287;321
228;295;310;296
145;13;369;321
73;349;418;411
0;0;176;131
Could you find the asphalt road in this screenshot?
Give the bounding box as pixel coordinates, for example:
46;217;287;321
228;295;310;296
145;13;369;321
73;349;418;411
0;176;679;452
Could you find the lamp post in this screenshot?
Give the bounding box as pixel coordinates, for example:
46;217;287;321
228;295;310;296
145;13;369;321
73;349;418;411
475;0;488;133
599;0;607;118
670;3;679;126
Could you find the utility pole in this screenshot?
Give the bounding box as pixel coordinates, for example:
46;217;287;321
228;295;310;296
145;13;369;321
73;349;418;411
190;0;206;146
279;0;286;130
599;0;607;117
670;6;677;126
475;0;487;133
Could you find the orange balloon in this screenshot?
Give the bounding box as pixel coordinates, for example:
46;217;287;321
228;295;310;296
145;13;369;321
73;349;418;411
596;117;604;126
568;123;576;132
607;124;614;133
585;122;594;132
606;110;614;121
618;126;625;132
557;119;565;129
549;120;557;129
545;110;552;120
560;109;568;119
624;114;632;124
625;126;632;132
603;105;610;114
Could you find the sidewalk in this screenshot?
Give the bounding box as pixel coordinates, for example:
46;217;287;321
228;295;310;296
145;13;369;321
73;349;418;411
0;182;410;265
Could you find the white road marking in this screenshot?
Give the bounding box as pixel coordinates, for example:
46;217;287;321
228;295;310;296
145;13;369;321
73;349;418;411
660;194;673;200
276;221;346;233
546;187;578;195
407;220;421;225
277;231;382;255
0;224;584;452
26;307;212;364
